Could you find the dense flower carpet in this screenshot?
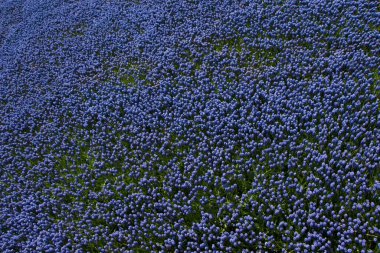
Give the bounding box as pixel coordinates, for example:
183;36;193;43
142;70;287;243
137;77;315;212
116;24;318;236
0;0;379;252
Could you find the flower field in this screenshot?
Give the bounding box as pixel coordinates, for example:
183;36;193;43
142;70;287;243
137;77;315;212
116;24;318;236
0;0;379;252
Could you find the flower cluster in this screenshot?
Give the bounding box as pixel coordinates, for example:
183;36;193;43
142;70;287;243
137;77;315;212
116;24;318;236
0;0;379;252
